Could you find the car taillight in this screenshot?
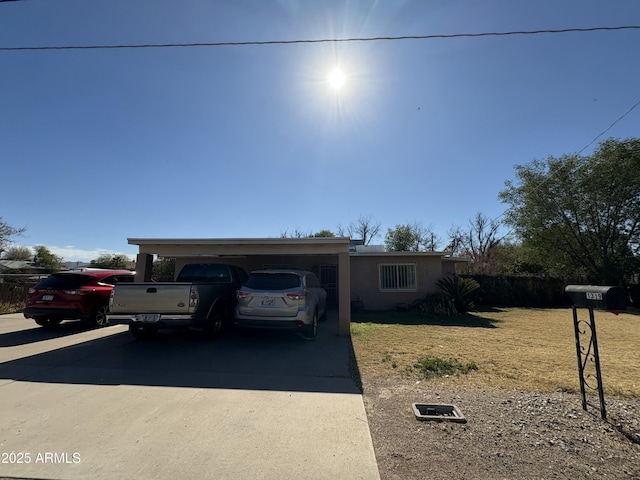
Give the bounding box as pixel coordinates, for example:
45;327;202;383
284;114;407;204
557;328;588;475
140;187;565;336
63;288;91;295
236;290;251;299
189;287;198;308
285;292;307;302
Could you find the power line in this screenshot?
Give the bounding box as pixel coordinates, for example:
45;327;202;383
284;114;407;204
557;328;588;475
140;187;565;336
1;25;640;52
577;99;640;154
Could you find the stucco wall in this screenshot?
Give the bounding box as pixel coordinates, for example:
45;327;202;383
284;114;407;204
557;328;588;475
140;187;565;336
350;255;446;311
173;254;458;312
442;259;459;277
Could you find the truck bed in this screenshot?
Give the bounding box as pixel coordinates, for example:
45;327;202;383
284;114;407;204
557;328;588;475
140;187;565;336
108;283;193;315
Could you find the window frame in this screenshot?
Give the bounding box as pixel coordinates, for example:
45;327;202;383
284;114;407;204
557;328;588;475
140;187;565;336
378;263;418;292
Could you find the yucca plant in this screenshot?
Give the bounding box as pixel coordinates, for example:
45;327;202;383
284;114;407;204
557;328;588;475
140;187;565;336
436;275;480;313
411;293;458;316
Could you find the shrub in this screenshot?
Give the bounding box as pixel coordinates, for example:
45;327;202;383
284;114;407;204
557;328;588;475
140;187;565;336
437;275;480;313
0;302;25;314
410;293;458;316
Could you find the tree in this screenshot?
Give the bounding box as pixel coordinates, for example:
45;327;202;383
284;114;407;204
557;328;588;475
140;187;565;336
384;222;441;252
448;212;505;274
280;228;336;238
420;225;443;252
0;217;26;256
152;257;176;281
384;224;421;251
33;245;65;273
337;215;381;245
312;230;335;238
499;138;640;284
500;241;548;275
91;253;132;269
2;245;32;261
280;228;311;238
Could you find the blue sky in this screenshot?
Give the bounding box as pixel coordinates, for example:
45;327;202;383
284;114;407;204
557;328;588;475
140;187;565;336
1;0;639;262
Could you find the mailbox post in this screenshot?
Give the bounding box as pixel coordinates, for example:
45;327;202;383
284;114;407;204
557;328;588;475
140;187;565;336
565;285;627;420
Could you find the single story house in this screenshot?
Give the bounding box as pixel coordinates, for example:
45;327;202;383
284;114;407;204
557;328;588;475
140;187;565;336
0;260;46;275
127;237;468;336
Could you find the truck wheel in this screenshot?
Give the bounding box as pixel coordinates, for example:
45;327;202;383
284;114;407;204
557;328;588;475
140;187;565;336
129;325;157;340
204;309;225;339
89;304;110;328
34;316;62;328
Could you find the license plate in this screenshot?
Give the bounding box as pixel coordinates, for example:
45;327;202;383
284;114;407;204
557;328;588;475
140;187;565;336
42;295;54;301
261;297;274;306
136;314;160;322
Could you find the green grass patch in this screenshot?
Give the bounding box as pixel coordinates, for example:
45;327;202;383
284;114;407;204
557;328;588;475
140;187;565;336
414;356;478;379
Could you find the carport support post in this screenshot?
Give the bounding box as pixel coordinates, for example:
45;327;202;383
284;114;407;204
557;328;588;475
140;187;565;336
338;251;351;336
135;253;153;282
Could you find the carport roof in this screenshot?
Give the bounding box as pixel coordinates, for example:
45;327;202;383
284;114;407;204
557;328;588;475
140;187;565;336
127;237;351;257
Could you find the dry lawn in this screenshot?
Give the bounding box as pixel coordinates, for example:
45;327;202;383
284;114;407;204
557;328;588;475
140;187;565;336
350;307;640;398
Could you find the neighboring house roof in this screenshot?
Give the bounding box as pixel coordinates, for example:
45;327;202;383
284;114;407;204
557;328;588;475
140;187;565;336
350;244;470;262
0;260;36;271
64;261;93;270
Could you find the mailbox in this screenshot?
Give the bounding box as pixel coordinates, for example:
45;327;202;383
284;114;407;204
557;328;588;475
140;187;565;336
565;285;627;311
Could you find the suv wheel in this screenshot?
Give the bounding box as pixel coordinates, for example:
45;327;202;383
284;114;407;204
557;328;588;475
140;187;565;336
129;325;157;340
90;304;110;328
34;316;62;328
300;310;318;341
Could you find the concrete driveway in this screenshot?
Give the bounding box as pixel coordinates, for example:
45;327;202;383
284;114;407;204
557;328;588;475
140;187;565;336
0;312;380;480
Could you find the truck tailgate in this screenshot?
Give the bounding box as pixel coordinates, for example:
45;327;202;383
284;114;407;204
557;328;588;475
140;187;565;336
109;283;193;314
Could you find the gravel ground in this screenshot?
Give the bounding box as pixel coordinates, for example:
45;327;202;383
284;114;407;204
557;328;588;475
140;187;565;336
361;375;640;480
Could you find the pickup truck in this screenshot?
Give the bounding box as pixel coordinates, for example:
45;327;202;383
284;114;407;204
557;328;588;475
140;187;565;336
107;263;247;339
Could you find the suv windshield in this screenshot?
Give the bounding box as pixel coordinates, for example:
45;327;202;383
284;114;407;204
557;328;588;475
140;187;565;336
245;273;301;290
35;273;93;289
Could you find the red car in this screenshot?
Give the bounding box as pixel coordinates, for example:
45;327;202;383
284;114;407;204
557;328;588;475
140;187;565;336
23;269;135;328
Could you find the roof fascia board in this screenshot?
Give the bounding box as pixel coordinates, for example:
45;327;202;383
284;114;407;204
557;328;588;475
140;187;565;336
128;237;351;256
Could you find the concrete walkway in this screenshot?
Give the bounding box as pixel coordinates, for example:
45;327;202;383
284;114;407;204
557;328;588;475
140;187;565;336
0;312;380;479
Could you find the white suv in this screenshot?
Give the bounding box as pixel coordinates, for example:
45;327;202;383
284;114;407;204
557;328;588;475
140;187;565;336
234;270;327;339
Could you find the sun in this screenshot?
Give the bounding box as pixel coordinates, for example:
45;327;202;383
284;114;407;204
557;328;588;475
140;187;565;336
328;68;346;90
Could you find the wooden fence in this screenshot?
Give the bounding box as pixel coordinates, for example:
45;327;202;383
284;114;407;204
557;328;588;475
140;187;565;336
0;282;33;304
0;276;44;305
462;274;567;307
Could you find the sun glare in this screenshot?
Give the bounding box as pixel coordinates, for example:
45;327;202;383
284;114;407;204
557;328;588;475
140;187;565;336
328;68;346;90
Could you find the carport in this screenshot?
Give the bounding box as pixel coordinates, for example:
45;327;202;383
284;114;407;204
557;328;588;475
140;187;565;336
128;237;352;336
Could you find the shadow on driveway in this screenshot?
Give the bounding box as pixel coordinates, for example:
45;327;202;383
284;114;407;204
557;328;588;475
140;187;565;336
0;320;99;347
0;312;362;394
